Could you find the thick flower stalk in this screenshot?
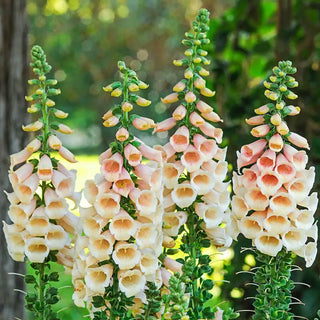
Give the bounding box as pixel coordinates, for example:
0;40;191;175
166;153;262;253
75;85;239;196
232;61;318;319
156;9;233;319
72;61;163;320
2;45;79;320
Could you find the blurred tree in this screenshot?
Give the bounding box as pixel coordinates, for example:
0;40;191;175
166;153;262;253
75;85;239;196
0;1;28;319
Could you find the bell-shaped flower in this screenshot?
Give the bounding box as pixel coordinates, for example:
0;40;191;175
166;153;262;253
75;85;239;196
257;171;282;196
193;134;217;161
44;188;68;219
190;170;215;195
163;162;184;189
172;105;187;120
9;162;34;187
3;222;25;261
135;223;158;249
269;192;295;215
124;143;142;167
58;146;77;163
88;231;115;260
135;190;157;216
112;242;141;270
48;134;62;150
268;133;283;152
263;215;290;234
94;192;120;219
25;237;50;263
85;264;113;294
181;145;203;172
251;124;270;137
254;233;282;257
241;168;258;190
201;111;222;123
98;148;112;165
118;269;146;297
257;149;276;172
153;117;177;133
163;211;187;237
171;182;197;208
195;203;224;228
101;152;123;182
275;153;296;183
8;198;36;225
282;228;307;251
10;148;32;170
169;125;189;152
46;224;69;250
288;132;310;150
136;140;163;164
52;170;74;198
238;217;263;239
140;249;159;275
244;188;269;211
287;178;310;202
231;196;248;219
83;179;98;204
113;168;134;197
26;206;49;236
294;242;317;268
72;279;86;308
109;210;137;241
299;192;318;213
81;215;104;238
14;173;39;204
199;122;223;143
283;144;308;171
291;210;314;230
37;154;53;181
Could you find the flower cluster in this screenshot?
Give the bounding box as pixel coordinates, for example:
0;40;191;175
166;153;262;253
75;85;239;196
155;8;232;252
3;45;79;265
232;61;318;266
72;62;164;317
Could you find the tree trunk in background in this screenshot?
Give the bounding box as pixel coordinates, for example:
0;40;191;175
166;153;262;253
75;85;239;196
0;1;28;319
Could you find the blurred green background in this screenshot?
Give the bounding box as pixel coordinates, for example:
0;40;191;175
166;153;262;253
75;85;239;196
27;0;320;319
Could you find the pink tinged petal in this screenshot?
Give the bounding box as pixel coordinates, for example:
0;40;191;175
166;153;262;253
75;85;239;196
159;142;176;161
257;149;276;172
48;135;62;150
10;148;32;170
116;127;129;142
136;140;163;163
136;190;158;216
244;188;269;211
288;132;310;150
237;151;260;170
134;164;154;184
118;269;146;298
15;173;39;204
26;206;50;236
269;133;283;152
282;228;307;251
185;91;197;103
101;152;123;182
240;139;267;161
161;268;172;287
124;143;142;167
238;217;263;239
275;153;296;183
97;180;112;194
83;180;98;204
199;122;223;143
263;215;290;234
294;210;314;230
231;196;248;219
109;210;137;240
25;237;49;263
8;198;36;225
52;170;74;198
190;170;215;195
196;100;213;113
135;224;158;249
201;204;224;228
254;233;283;256
251;124;270;137
257;171;282;196
169;125;189;152
161;92;179;104
88;231;115;260
269;192;295;215
112;242;141;270
26;138;42;153
153;117;177;133
163;257;182;274
58;212;81;235
213;147;227;161
59;146;77;163
150;167;162;192
172;105;187;121
113;168;134;197
193;134;217;161
171;183;197;208
287;179;310;202
201;111;222;123
37;155;53;181
190;112;205;127
241;168;258;190
46;224;69;250
245;115;265;126
283;144;308;171
44;188;67;219
98;148;112;164
85;265;113;294
181;144;203;172
10;162;34;186
94;192;120;219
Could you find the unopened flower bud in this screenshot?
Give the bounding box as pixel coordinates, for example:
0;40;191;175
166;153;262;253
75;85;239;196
279;85;287;92
111;88;122;97
173;59;183;66
36;89;44;95
46;99;55;107
173;81;186;92
200;87;215;97
122;101;133;112
116;127;129;142
286;91;298;100
136;97;151;107
270;113;282;125
270;76;277;82
138;81;149;89
27;104;40;113
264;90;278;101
184;49;193;56
254;105;269;115
184;68;193;79
276;121;289;135
103;116;119;127
26;138;42;153
276;101;285;110
58;124;73;134
193;57;202;63
287;105;300;116
128;83;139;92
54;109;68;119
22;120;43;132
185;91;196;103
48;135;62;150
173;105;187;120
161;93;179;104
194;77;206;89
199;67;209;76
39;75;46;81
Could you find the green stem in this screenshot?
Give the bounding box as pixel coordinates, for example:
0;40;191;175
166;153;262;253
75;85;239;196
38;263;45;320
40;76;49;153
122;72;129;128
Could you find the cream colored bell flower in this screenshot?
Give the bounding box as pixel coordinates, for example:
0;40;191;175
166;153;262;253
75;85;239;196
85;264;113;294
282;228;307;251
283;144;308;171
44;188;68;219
194;203;223;228
275;153;296;183
52;170;75;198
181;144;203;172
4;191;20;205
139;249;159;275
112;168;135;197
205;226;233;250
88;231;115;260
14;173;39;204
169;125;190;152
9;162;34;187
263;215;290;234
109;210;137;241
171;183;197;208
238;217;263;239
291;210;314;230
287;178;311;202
72;279;87;308
256;171;282;196
3;221;26;261
83;179;98;204
190;170;215;195
230;196;248;219
241;167;259;190
8;198;36;225
295;242;317;268
124;143;142;167
37;154;53;181
81;215;105;238
94;192;120;219
112;242;141;270
298;192;318;213
163;162;184;189
45;224;69;250
118;269;146;297
26;206;49;236
101;152;123;182
193;134;218;161
135;189;158;216
254;233;282;257
57;212;81;235
25;237;50;263
135;223;158;249
244;188;269;211
9;148;32;170
163;211;187;237
269;192;295;215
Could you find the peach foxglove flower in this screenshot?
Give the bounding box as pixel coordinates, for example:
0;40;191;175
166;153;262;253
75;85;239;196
201;111;222;122
172;105;187;120
85;264;113;294
109;210;137;241
171;183;197;208
140;250;159;275
135;223;159;249
112;168;134;197
22;120;43;132
251;124;270;137
46;224;69;250
161;92;179;104
283;144;308;171
245;115;265;125
59;146;77;163
10;148;33;170
153;117;177;133
25;237;50;263
44;188;68;219
190;170;215;195
254;233;282;257
189;112;205;127
193;134;217;161
169;125;190;152
268;133;283;152
14;173;39;204
181;145;203;172
88;231;115;260
101;152;123;182
58;123;73;134
52;170;74;198
26;138;42;153
112;242;141;270
163;211;187;237
83;179;98;204
9;162;34;185
124;143;142;166
26;206;50;236
94;192;120;219
288;132;310;149
72;280;86;308
37;154;53;181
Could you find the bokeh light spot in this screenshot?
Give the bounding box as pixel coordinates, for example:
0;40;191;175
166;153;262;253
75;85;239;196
137;49;149;61
117;5;129;18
